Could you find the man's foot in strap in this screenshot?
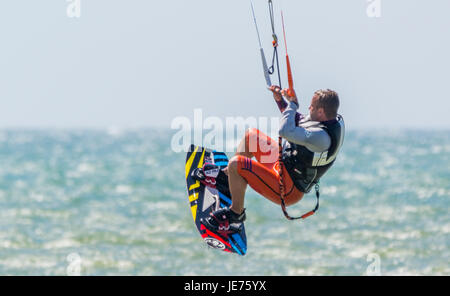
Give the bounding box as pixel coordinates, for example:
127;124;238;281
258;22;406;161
201;207;246;235
191;163;229;194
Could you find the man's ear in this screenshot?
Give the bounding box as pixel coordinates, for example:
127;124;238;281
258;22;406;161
318;107;325;116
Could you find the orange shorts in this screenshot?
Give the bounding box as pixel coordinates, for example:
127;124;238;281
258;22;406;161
236;128;304;206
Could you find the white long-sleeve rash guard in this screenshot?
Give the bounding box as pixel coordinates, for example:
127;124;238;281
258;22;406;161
279;101;331;153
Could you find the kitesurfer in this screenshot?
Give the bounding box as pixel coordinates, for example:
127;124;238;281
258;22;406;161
198;87;345;233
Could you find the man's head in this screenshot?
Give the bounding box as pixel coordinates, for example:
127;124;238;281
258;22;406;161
309;89;340;122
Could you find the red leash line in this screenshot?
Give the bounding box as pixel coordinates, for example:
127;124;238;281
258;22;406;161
278;9;291;220
278;8;319;221
281;10;294;97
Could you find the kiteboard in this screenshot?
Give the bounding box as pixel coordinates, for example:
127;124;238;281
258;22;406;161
185;145;247;255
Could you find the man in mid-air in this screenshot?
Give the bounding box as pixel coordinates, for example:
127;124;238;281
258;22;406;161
196;86;345;233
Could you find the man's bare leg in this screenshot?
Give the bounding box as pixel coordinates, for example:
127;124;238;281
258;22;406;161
227;156;247;215
224;132;255;215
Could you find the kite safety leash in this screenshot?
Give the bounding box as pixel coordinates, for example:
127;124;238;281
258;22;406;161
268;0;291;221
276;4;308;221
280;183;321;221
281;10;295;97
249;1;318;221
278;11;319;221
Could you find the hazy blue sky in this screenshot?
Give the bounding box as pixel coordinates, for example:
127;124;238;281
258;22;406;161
0;0;449;129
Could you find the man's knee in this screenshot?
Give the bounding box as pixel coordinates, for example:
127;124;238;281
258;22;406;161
228;155;241;173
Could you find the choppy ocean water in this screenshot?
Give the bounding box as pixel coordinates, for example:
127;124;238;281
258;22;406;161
0;129;448;276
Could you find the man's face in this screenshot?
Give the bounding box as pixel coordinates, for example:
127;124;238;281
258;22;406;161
309;95;322;121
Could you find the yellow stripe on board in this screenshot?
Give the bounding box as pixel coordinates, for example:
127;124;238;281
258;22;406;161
188;192;198;203
185;146;199;179
187;149;205;192
186;147;205;223
197;149;206;169
191;205;198;221
189;182;200;191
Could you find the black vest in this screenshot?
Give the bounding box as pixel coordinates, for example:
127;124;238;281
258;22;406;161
282;115;345;193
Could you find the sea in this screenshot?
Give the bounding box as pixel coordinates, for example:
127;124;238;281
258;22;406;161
0;128;448;275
